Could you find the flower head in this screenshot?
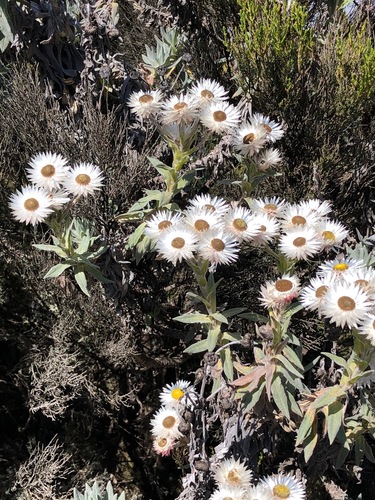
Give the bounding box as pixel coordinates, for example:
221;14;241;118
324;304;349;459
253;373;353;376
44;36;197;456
188;194;229;217
161;93;199;125
200;101;241;134
247;484;274;500
47;189;71;210
250;113;285;142
255;147;282;171
247;197;286;218
190;78;228;106
9;185;54;225
26;152;69;192
223;206;261;242
318;257;364;281
156;224;198;265
63;163;104;198
160;380;198;409
209;485;247;500
232;122;267;156
213;457;253;490
315;219;349;250
144;210;183;241
260;275;301;309
358;314;375;346
261;473;306;500
299;276;332;316
150;407;183;440
127;89;163;119
152;436;176;456
280;203;319;230
197;229;239;270
251;214;281;245
278;227;321;260
184;207;223;234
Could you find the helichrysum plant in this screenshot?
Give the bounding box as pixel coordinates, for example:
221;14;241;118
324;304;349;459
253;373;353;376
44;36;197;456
73;481;125;500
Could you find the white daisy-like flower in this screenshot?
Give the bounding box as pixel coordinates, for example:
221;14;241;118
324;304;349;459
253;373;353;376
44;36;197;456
321;283;373;329
63;163;104;198
213;457;253;490
150;407;183;440
299;276;332;316
161;93;199;126
280;203;319;230
247;197;286;218
200;101;241;134
156;224;199;265
46;189;71;210
152;436;176;456
298;199;332;218
160;380;198;409
197;229;239;270
209;485;247;500
144;210;183;241
278;227;322;261
314;219;349;250
261;473;306;500
255;147;282;171
260;274;301;309
251;214;281;245
127;89;163;119
250;113;285;142
223;206;261;242
188;194;230;217
9;185;54;225
342;267;375;298
26;152;70;192
184;207;223;233
247;484;274;500
358;314;375;346
232;122;267;156
317;258;365;281
190;78;228;106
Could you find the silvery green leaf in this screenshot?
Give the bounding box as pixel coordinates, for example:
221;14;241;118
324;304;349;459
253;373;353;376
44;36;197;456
74;268;89;296
33;244;68;258
44;263;72;279
0;0;14;52
184;339;209;354
85;265;113;284
174;312;212;324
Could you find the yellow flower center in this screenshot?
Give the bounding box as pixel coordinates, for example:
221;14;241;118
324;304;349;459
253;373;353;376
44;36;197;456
333;263;349;271
162;416;177;429
211;238;225;251
201;89;214;100
293;237;307;247
157;438;167;447
275;279;293;292
174;102;188;111
171;388;184;400
158;220;172;230
227;469;241;485
337;296;356;311
262;123;273;133
41;164;56;177
194;219;210;231
243;133;255;144
264;203;277;213
233;218;247;231
75;173;91;186
322;230;336;241
273;484;291;498
171;237;185;249
213;110;227;122
139;94;154;104
316;285;328;298
24;198;39;211
291;215;306;226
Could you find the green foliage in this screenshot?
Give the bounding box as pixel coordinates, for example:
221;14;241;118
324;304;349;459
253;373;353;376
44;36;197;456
0;0;14;52
73;481;125;500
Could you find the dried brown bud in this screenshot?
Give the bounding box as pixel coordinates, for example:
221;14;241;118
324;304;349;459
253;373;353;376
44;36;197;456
194;460;209;472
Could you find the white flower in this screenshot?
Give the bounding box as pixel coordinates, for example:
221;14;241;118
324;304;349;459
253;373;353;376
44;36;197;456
127;89;163;119
144;210;183;240
197;229;239;270
209;485;247;500
200;101;241;134
299;276;332;316
188;194;230;216
223;206;261;242
26;152;70;192
358;314;375;346
298;199;332;218
321;283;373;329
255;147;282;171
161;93;199;125
250;113;285;142
278;227;322;260
280;203;319;230
232;122;267;156
318;258;364;281
63;163;104;197
247;484;274;500
251;214;281;245
156;224;198;265
247;197;286;218
184;207;223;233
150;407;183;440
314;219;349;250
160;380;198;409
261;474;305;500
213;457;253;490
190;78;228;106
46;189;71;210
9;185;54;225
342;267;375;298
260;274;301;309
152;436;176;456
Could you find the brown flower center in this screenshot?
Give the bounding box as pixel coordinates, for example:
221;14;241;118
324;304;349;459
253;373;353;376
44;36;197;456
75;173;91;186
293;237;307;247
24;198;40;211
262;123;273;133
337;296;356;311
275;279;293;292
157;438;167;447
233;218;247;231
162;416;177;429
273;484;291;499
227;469;241;485
264;203;277;213
174;102;188;111
203;204;216;212
201;89;214;100
354;279;368;288
243;133;255;144
260;225;267;232
41;164;56;178
211;238;225;251
171;237;185;249
373;320;375;330
316;285;328;298
139;94;154;104
158;220;172;230
194;219;210;231
213;110;227;122
291;215;306;226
